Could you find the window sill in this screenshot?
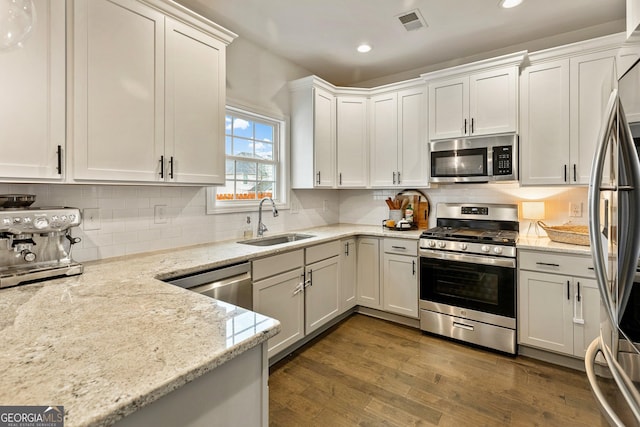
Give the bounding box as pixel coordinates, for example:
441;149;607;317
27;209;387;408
206;198;290;215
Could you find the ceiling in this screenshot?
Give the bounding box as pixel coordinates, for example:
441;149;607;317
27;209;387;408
174;0;626;86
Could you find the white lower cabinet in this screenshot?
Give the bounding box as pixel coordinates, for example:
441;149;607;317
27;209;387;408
252;250;305;358
340;239;357;312
382;239;418;318
305;255;340;334
252;241;342;359
356;237;381;308
518;250;599;358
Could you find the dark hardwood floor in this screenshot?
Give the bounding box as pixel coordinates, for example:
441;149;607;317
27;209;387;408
269;314;632;426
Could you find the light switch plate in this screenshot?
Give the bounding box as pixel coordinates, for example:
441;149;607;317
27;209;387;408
83;208;101;230
154;205;168;224
569;202;582;217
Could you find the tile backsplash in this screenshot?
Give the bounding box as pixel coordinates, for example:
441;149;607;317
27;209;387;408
0;184;339;262
0;182;587;262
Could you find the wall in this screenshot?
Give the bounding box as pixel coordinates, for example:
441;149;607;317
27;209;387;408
338;185;588;237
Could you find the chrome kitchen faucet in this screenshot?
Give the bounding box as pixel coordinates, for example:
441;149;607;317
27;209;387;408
257;197;278;237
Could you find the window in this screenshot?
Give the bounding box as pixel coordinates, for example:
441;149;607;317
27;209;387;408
207;106;288;213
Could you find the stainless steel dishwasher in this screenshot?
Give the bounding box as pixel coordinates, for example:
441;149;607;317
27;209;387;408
166;262;252;310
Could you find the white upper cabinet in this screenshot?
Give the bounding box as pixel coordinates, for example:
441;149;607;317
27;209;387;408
165;18;227;185
424;53;523;141
569;51;617;184
74;0;165;182
520;35;622;186
520;59;571;185
336;95;368;188
369;82;427;188
290;78;336;188
0;0;66;181
73;0;234;184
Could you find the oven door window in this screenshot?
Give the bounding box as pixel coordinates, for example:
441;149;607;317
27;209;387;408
420;256;515;318
431;148;487;177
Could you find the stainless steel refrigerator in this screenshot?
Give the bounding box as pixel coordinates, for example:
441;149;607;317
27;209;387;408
586;50;640;425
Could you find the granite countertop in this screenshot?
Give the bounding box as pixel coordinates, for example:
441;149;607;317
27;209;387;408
517;235;592;256
0;224;420;427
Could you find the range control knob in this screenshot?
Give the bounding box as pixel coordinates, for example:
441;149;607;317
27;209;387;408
23;251;36;262
437;241;446;249
34;217;49;230
481;245;490;253
427;240;436;248
493;247;503;255
459;243;468;251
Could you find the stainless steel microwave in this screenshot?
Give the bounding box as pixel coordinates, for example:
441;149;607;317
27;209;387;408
429;134;518;183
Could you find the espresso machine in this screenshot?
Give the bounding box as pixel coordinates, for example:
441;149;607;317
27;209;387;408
0;194;83;289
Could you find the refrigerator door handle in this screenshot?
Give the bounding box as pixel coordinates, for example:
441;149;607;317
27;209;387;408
586;336;640;426
588;89;619;326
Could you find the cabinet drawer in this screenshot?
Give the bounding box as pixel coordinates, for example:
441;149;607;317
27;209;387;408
253;249;304;281
519;250;594;278
306;240;340;264
384;238;417;256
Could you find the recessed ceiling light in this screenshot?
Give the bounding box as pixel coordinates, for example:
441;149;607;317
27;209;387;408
357;44;372;53
499;0;523;8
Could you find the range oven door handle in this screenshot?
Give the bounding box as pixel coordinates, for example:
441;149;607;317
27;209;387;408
419;249;516;269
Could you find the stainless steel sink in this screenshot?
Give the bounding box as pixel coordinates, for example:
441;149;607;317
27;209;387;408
238;233;315;246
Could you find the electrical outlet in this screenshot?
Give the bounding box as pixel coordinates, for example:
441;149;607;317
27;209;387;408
83;208;101;231
569;202;582;217
154;205;168;224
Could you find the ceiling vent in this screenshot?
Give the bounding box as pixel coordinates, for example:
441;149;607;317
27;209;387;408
396;9;427;32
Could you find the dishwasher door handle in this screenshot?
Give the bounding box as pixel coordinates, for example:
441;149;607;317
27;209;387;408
188;272;251;295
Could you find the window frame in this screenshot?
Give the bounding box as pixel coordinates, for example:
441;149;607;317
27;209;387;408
206;104;289;214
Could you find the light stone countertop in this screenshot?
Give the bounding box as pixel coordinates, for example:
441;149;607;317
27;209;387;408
517;235;592;256
0;224;421;427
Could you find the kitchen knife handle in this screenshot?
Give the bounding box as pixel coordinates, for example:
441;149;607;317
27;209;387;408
56;145;62;175
159;155;164;179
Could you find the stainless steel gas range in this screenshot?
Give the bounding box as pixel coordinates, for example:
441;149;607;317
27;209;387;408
418;203;519;354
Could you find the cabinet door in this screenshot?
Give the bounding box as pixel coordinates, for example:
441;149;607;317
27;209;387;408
572;278;601;358
340;239;357;313
336;96;368;187
369;93;398;187
383;254;418;318
469;67;518;136
518;271;574;354
520;60;571;185
356;238;381;308
397;86;428;187
74;0;165;182
253;268;305;358
165;18;226;184
570;50;616;184
0;0;65;180
428;77;468;140
313;87;336;187
305;256;340;334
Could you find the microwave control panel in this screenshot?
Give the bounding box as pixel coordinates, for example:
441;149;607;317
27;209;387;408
493;146;513;175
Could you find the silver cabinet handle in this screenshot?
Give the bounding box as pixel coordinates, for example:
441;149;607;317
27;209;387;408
339;172;342;185
293;282;304;296
412;260;416;276
304;270;313;288
392;172;396;185
397;171;401;184
316;171;321;185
